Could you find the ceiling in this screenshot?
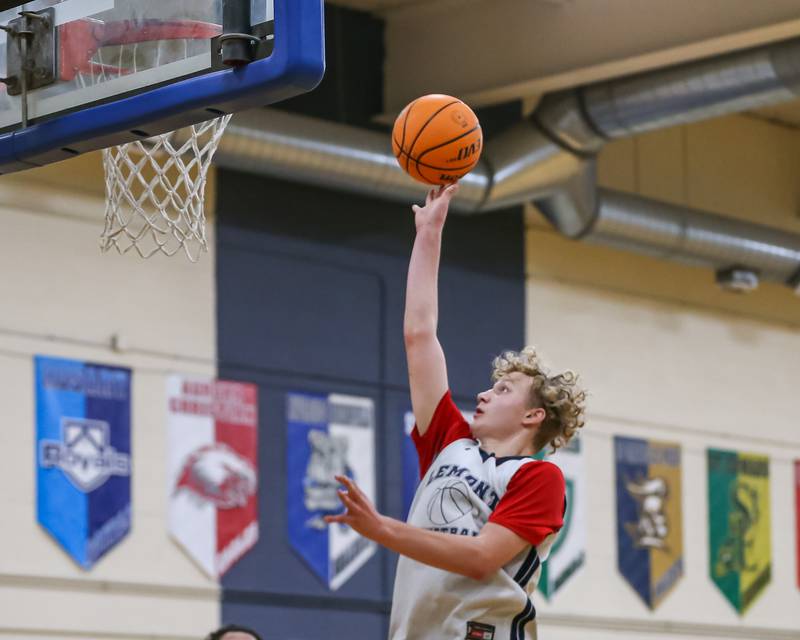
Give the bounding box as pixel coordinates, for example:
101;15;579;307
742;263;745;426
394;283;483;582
326;0;800;127
327;0;430;11
328;0;566;14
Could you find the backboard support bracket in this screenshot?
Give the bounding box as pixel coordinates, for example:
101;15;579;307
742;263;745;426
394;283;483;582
211;22;274;71
3;8;56;98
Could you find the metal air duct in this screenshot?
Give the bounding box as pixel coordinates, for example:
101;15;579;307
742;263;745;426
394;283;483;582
196;34;800;291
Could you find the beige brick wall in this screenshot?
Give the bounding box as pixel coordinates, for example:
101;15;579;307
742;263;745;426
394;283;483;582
528;115;800;638
0;160;220;640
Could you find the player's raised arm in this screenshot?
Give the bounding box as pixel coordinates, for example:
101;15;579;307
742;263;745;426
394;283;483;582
404;184;459;435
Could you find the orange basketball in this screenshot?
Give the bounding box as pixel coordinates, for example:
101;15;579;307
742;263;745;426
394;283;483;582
392;94;482;186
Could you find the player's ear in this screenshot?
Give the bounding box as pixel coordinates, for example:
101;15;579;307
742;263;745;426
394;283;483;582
523;407;545;426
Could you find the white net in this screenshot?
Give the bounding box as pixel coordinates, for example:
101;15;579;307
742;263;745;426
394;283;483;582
100;114;231;261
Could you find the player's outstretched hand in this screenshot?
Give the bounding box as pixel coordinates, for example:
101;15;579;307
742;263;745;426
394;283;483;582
412;183;459;231
324;474;388;542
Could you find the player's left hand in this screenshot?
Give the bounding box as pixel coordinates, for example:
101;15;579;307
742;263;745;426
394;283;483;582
324;474;387;542
412;182;459;231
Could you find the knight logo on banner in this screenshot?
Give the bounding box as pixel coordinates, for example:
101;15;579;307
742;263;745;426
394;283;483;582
36;355;132;569
536;438;586;600
287;392;376;590
615;436;683;609
402;407;473;519
708;448;771;614
167;376;259;578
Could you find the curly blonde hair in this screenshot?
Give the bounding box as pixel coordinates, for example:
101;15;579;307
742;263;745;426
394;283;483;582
491;347;587;453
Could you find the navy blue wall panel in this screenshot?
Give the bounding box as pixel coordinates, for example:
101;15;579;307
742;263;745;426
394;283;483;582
222;601;387;638
216;173;525;638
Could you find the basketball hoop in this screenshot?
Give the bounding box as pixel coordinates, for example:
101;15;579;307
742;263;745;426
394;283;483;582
60;18;232;260
101;115;231;261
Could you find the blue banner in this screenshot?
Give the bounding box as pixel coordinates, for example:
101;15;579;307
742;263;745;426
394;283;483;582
615;435;684;609
36;356;132;569
286;391;376;590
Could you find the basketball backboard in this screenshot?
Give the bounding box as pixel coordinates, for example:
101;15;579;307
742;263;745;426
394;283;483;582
0;0;324;173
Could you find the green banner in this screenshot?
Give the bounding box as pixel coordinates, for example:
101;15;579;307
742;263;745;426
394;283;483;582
536;438;585;599
708;448;771;614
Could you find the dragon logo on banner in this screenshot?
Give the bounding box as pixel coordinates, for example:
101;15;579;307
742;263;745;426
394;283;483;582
287;392;376;590
615;436;683;610
36;356;132;570
536;438;586;600
708;449;771;614
167;376;259;578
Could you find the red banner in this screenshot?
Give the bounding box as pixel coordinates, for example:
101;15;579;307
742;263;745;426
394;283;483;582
167;376;259;578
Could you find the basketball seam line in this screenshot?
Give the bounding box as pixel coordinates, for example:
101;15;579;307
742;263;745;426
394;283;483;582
398;98;420;162
392;137;478;172
404;100;461;173
415;125;481;176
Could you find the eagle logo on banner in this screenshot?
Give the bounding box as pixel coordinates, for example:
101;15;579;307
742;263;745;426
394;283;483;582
36;356;132;570
175;443;257;510
167;376;259;578
615;436;684;610
708;449;771;614
287;392;376;590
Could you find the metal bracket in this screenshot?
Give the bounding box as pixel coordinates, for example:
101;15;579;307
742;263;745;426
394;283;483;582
715;266;759;293
211;20;275;71
3;7;56;97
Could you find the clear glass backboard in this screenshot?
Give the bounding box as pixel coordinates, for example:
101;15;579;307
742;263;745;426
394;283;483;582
0;0;324;171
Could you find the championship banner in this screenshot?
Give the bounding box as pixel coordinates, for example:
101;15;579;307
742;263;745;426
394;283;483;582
167;376;259;578
36;355;132;569
708;449;771;614
536;438;586;600
402;406;474;519
615;436;683;610
287;392;376;590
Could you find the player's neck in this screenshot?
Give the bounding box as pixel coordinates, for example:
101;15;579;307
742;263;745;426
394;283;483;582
479;435;536;459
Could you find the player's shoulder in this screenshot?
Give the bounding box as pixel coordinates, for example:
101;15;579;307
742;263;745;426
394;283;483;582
512;458;565;486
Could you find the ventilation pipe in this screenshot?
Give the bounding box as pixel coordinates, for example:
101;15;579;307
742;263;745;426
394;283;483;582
200;35;800;291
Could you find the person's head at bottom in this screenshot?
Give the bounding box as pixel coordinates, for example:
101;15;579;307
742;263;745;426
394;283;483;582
205;624;262;640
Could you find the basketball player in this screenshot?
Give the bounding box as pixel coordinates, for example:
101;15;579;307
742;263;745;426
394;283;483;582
325;184;586;640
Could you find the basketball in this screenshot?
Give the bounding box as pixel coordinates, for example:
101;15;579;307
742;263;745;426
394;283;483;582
392;94;483;186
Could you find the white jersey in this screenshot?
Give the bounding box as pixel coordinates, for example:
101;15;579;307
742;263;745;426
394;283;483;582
389;392;565;640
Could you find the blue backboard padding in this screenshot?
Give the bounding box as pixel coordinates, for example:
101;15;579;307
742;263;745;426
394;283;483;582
0;0;325;173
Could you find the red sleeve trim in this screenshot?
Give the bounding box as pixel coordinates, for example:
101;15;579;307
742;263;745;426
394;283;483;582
488;461;565;547
410;391;472;478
